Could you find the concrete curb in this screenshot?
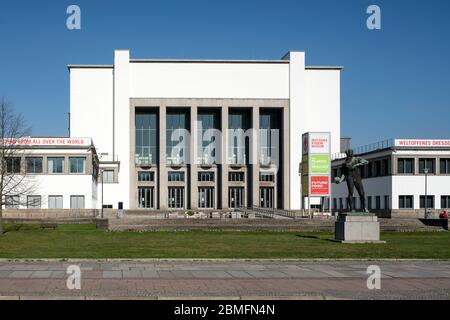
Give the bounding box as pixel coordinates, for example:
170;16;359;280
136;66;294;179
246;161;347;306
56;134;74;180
0;258;449;263
0;294;337;300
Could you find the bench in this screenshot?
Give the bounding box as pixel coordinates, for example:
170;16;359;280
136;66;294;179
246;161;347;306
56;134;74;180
40;222;58;230
419;218;448;230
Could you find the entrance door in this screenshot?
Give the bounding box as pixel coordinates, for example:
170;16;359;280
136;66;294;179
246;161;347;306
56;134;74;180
198;187;214;209
228;187;244;208
138;187;154;209
260;187;274;208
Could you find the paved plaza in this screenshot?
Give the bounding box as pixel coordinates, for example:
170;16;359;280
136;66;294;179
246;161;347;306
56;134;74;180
0;260;449;300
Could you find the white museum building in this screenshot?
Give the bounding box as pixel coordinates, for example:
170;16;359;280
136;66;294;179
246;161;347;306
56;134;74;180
3;49;448;218
3;49;342;212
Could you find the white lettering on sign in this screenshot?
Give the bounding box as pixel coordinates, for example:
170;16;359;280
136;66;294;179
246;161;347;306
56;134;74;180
394;139;450;147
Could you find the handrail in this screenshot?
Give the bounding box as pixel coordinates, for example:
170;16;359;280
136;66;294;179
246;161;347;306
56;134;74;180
236;206;297;219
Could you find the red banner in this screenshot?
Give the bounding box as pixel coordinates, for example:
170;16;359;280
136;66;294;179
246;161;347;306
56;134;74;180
310;176;329;195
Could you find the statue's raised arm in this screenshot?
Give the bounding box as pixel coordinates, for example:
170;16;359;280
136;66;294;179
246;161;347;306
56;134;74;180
353;157;368;168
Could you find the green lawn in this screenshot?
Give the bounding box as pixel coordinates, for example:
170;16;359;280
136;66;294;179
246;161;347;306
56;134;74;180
0;224;449;259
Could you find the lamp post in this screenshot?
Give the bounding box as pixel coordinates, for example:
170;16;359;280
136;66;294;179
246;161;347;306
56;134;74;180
100;168;104;219
424;167;429;219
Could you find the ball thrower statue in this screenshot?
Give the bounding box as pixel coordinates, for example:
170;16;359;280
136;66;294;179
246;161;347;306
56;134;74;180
334;149;369;213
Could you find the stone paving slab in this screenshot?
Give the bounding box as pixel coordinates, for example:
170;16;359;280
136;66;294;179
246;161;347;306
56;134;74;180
0;260;449;299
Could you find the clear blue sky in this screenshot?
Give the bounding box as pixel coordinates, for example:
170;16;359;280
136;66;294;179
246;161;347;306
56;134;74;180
0;0;449;147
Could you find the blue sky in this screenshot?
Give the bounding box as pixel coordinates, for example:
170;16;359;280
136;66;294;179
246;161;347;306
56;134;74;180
0;0;449;147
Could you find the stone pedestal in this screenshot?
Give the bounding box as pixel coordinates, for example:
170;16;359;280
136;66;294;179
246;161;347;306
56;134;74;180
335;213;385;243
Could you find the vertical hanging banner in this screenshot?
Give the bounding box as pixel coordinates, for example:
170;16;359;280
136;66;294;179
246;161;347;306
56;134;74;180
301;132;331;197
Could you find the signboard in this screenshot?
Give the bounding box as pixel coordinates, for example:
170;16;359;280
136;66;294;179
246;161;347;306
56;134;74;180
310;176;329;195
301;132;331;197
310;154;330;175
2;137;92;147
394;139;450;147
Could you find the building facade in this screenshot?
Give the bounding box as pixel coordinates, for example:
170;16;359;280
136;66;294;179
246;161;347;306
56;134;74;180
2;137;98;215
68;50;342;211
331;139;450;218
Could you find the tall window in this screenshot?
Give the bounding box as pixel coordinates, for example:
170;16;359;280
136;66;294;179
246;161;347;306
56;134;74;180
441;196;450;209
197;111;219;164
381;158;390;176
102;170;115;183
5;195;19;209
27;196;41;209
367;196;372;210
374;161;381;177
397;158;414;174
228;187;244;208
399;195;413;209
138;187;154;209
136;111;158;165
440;158;450;174
48;195;63;209
26;157;43;173
228;111;249;165
70;157;86;173
6;157;21;174
70;195;85;209
168;187;184;209
375;196;381;210
48;157;64;174
260;111;280;166
419;158;435;174
384;195;389;209
198;187;214;208
420;195;434;209
166;110;189;164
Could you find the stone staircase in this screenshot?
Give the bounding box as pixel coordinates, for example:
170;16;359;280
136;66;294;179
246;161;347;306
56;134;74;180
102;213;448;232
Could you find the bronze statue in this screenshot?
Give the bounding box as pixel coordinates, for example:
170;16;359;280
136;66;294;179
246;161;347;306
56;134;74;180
335;149;369;212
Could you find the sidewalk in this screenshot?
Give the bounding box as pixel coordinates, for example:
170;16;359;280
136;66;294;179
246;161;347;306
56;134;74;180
0;260;449;299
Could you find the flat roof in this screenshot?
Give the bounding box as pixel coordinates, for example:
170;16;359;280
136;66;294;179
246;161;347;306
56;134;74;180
67;65;113;70
67;62;342;70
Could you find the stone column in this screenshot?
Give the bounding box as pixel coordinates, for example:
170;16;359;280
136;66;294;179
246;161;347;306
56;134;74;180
159;105;168;210
190;106;198;210
252;107;260;207
221;106;229;209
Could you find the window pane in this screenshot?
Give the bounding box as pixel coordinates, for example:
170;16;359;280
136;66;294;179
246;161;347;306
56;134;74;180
103;170;115;183
136;112;158;165
49;196;63;209
406;196;412;209
70;196;85;209
6;195;20;209
419;158;435;174
70;157;86;173
27;196;41;209
26;157;43;173
48;157;64;173
6;157;21;174
420;195;434;209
